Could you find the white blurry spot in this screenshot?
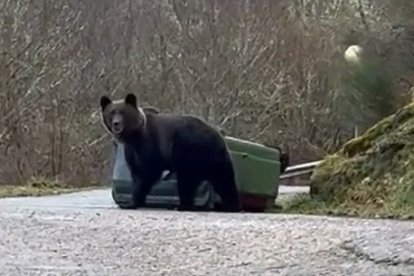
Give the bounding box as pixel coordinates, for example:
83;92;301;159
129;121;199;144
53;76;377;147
112;99;124;104
344;45;364;65
161;170;171;179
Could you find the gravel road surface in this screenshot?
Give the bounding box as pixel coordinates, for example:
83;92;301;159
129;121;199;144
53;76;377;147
0;186;413;276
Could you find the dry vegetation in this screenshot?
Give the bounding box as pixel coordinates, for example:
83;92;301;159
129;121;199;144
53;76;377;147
1;0;414;193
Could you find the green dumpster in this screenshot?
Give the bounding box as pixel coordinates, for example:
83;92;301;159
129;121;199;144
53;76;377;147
111;136;281;212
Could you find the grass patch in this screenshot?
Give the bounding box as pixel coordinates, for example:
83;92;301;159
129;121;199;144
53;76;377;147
0;177;103;198
271;194;414;220
280;194;330;215
270;194;333;216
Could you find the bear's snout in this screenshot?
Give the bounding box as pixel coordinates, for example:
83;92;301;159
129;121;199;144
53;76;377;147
111;115;123;134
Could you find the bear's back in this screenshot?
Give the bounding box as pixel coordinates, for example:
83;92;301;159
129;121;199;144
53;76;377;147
144;112;227;166
147;113;224;148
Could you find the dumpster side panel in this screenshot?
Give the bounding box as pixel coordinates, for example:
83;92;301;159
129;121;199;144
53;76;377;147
226;137;281;201
230;152;279;198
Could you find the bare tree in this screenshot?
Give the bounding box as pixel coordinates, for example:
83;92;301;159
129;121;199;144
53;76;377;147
0;0;412;186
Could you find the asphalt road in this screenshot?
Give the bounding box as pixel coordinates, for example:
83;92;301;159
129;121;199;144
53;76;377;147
0;186;413;276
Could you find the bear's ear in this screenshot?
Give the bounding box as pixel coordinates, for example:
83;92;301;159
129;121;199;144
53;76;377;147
125;93;137;109
100;95;112;111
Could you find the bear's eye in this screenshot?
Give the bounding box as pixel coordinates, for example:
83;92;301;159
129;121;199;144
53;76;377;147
117;110;126;116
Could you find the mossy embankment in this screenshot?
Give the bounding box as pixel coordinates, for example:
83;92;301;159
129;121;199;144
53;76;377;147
281;102;414;219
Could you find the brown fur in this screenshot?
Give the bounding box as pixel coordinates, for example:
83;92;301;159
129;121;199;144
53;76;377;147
100;93;241;212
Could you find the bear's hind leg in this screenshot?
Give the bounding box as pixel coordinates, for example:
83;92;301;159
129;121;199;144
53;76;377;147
208;163;241;213
176;173;199;211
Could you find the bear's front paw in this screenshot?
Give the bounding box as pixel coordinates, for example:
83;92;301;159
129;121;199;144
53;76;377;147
177;205;195;212
130;201;146;209
117;203;138;210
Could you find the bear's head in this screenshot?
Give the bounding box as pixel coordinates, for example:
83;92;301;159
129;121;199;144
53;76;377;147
100;93;147;142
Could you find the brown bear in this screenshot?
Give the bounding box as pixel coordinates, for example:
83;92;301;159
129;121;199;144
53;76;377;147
100;93;241;212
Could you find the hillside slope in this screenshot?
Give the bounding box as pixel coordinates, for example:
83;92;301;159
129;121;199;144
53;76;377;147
309;102;414;218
